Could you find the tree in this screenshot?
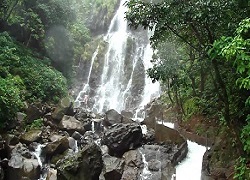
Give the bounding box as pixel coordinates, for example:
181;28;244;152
125;0;249;122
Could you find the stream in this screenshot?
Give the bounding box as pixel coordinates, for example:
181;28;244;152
158;121;207;180
73;0;207;179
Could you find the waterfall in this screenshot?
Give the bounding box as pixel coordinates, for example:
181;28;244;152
76;0;160;114
33;144;47;180
139;147;152;180
33;144;44;167
75;47;99;108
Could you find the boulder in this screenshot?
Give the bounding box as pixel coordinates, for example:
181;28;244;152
139;145;176;179
103;109;123;126
20;130;42;145
46;168;57;180
68;137;77;152
92;119;103;132
57;143;103;180
6;134;19;146
123;150;143;168
80;131;100;146
49;134;64;142
71;131;83;141
121;150;142;180
121;110;133;119
16;112;26;123
52;97;74;122
121;166;140;180
144;102;164;129
102;155;125;180
102;123;143;157
7;143;40;180
25;103;45;124
58;115;85;135
44;137;69;158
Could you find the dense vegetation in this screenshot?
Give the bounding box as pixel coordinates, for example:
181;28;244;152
0;0;118;127
0;32;67;126
125;0;249;178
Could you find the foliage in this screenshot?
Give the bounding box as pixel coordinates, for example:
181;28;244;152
26;118;43;131
0;32;67;102
183;97;201;120
125;2;249;177
241;121;250;154
0;76;24;127
234;157;250;180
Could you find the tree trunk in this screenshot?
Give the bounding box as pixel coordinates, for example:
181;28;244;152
211;59;230;122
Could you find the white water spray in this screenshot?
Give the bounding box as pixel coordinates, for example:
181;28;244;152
158;121;207;180
76;0;160;114
75;46;99;108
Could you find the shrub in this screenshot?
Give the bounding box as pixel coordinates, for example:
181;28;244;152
0;32;67;102
0;76;24;127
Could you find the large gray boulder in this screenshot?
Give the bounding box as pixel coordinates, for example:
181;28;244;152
101;155;125;180
7;143;40;180
20;130;42;145
46;168;57;180
52;97;74;122
57;143;103;180
121;150;142;180
103;109;123;126
58;115;85;135
102;123;143;157
44;137;69;158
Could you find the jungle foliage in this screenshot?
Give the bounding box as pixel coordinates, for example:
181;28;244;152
0;0;118;126
0;32;67;126
125;0;250;178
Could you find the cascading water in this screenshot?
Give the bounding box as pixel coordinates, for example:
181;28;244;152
75;46;99;108
74;0;206;180
33;144;47;180
75;0;160;114
158;121;207;180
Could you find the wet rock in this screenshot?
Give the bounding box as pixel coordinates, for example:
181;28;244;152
102;123;143;157
44;137;69;158
123;150;143;168
104;109;123;126
58;115;85;135
92;118;103;132
102;155;125;180
148;159;161;171
46;168;57;180
57;143;103;180
74;108;89;119
49;134;64;142
25;103;45;123
121;166;140;180
6;134;19;146
7;143;40;180
71;131;83;141
68;137;77;151
80;131;100;146
140;145;176;179
20;129;42;145
144;102;164;129
121;110;133;119
142;127;155;144
28;142;40;151
16;112;27;123
122;116;134;124
52;96;74;122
